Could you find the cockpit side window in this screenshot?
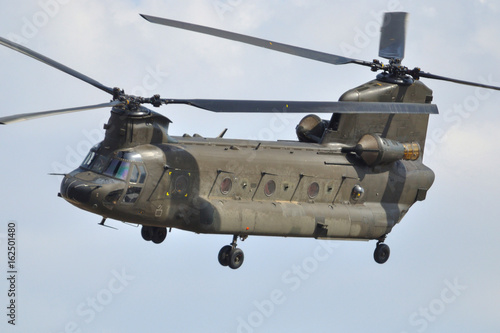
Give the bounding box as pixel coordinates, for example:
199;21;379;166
129;164;147;184
123;164;147;204
138;165;146;183
123;187;142;204
129;165;139;183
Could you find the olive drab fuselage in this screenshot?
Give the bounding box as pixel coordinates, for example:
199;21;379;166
60;78;436;242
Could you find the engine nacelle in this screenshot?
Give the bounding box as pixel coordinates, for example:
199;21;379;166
354;134;420;166
296;114;329;143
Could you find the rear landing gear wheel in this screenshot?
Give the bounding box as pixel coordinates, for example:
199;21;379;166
228;248;244;269
374;243;390;264
218;245;232;266
218;235;246;269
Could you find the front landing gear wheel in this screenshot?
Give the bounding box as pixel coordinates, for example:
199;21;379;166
141;226;154;241
218;245;232;266
142;226;167;244
228;248;244;269
152;227;167;244
374;243;390;264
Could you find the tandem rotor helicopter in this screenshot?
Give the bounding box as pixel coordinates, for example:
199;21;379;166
1;12;499;269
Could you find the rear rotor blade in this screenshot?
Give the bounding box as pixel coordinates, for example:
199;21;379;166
379;12;408;61
0;101;122;125
0;36;115;96
140;14;372;68
163;99;438;114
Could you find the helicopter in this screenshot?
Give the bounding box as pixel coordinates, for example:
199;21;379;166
1;12;499;270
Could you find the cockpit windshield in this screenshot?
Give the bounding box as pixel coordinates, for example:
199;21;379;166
80;149;146;182
81;151;96;169
104;160;131;180
91;155;111;173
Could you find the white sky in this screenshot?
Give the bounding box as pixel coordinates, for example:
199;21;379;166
1;1;500;332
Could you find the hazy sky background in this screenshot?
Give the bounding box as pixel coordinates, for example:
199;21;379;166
1;1;500;332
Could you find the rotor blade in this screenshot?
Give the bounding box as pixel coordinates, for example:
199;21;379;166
163;99;438;114
379;12;408;61
140;14;372;68
417;71;500;91
0;36;115;96
0;101;122;125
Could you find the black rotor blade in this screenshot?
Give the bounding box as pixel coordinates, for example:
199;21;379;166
0;101;122;125
0;36;115;96
379;12;408;61
417;71;500;91
140;14;372;68
163;99;438;114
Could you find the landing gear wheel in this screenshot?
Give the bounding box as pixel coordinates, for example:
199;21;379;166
152;227;167;244
218;245;232;266
228;248;244;269
219;235;246;269
141;226;154;241
374;243;390;264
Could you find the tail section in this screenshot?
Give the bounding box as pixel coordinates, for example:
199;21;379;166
321;79;436;159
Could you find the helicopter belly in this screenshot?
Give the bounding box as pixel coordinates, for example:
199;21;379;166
174;199;399;241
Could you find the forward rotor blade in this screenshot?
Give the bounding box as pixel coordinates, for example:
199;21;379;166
0;36;115;96
417;71;500;91
140;14;372;67
164;99;438;114
379;12;407;61
0;101;122;125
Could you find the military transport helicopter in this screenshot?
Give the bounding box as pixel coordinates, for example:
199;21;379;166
1;12;499;269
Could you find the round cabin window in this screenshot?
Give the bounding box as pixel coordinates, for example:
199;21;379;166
220;177;232;195
308;182;320;199
264;180;276;197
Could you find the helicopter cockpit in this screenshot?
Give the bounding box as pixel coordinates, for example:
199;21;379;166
83;147;148;202
61;144;149;213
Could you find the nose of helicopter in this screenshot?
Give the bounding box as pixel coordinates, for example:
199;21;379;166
61;178;96;204
59;173;125;212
